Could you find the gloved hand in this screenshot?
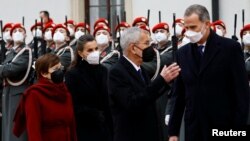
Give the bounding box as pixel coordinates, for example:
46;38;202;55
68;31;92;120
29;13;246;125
165;114;170;125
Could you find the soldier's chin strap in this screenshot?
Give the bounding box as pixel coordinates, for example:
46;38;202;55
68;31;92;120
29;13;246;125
6;46;32;86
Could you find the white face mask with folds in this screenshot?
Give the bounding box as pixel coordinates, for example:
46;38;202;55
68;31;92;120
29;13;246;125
53;31;65;43
243;33;250;46
96;33;109;45
85;51;100;65
75;30;85;40
44;30;53;41
175;24;183;36
154;32;168;43
179;36;190;48
68;27;75;36
3;31;12;42
216;28;224;37
32;29;42;38
13;31;25;43
185;24;206;43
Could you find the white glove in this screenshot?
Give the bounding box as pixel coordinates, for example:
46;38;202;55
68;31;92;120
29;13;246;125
165;114;170;125
32;61;36;69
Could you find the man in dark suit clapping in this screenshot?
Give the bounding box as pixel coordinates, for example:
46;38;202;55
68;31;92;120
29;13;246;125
108;27;180;141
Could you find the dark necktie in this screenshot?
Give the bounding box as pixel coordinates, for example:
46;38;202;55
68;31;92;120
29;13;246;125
137;69;145;82
198;45;205;56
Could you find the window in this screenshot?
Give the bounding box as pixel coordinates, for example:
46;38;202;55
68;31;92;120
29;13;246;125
85;0;125;36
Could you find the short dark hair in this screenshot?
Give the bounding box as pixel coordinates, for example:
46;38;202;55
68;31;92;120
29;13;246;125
70;34;95;68
40;10;50;18
35;54;60;78
184;4;210;22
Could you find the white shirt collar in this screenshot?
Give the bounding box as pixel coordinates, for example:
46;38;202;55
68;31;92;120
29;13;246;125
123;55;141;71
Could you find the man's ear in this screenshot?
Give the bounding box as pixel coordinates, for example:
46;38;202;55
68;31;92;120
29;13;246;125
130;44;137;54
205;21;211;29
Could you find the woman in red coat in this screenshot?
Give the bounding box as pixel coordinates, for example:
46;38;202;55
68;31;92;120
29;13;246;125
13;54;77;141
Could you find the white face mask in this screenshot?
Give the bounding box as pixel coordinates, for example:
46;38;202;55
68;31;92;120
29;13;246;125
179;36;190;48
175;24;183;36
68;27;74;36
75;30;85;40
13;31;25;43
3;31;12;42
185;25;205;43
116;31;124;38
96;33;109;45
53;31;65;43
32;29;42;38
154;32;168;43
243;33;250;46
216;28;224;37
85;51;100;65
44;30;52;41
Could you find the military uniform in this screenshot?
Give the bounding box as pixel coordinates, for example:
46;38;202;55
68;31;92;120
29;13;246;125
52;43;74;71
141;41;173;141
28;38;46;58
244;51;250;125
1;43;32;141
100;45;120;70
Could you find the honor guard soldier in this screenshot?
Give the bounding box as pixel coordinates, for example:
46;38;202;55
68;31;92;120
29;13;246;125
72;22;91;51
115;22;130;39
240;24;250;125
115;22;131;55
1;23;32;141
65;20;76;46
211;20;227;37
132;17;148;27
0;22;14;141
51;24;74;71
93;24;119;70
1;23;14;52
43;22;55;53
29;22;46;57
172;19;190;47
93;18;109;29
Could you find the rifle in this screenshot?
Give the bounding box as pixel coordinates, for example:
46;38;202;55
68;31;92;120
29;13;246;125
159;11;161;23
147;9;150;26
84;17;87;35
33;19;38;59
65;15;68;27
22;16;25;26
232;14;238;41
172;13;178;62
242;9;245;28
123;11;127;22
40;17;46;55
116;15;121;41
0;20;6;63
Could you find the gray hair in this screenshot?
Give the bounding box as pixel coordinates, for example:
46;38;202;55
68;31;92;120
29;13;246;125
184;4;210;22
120;27;142;53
